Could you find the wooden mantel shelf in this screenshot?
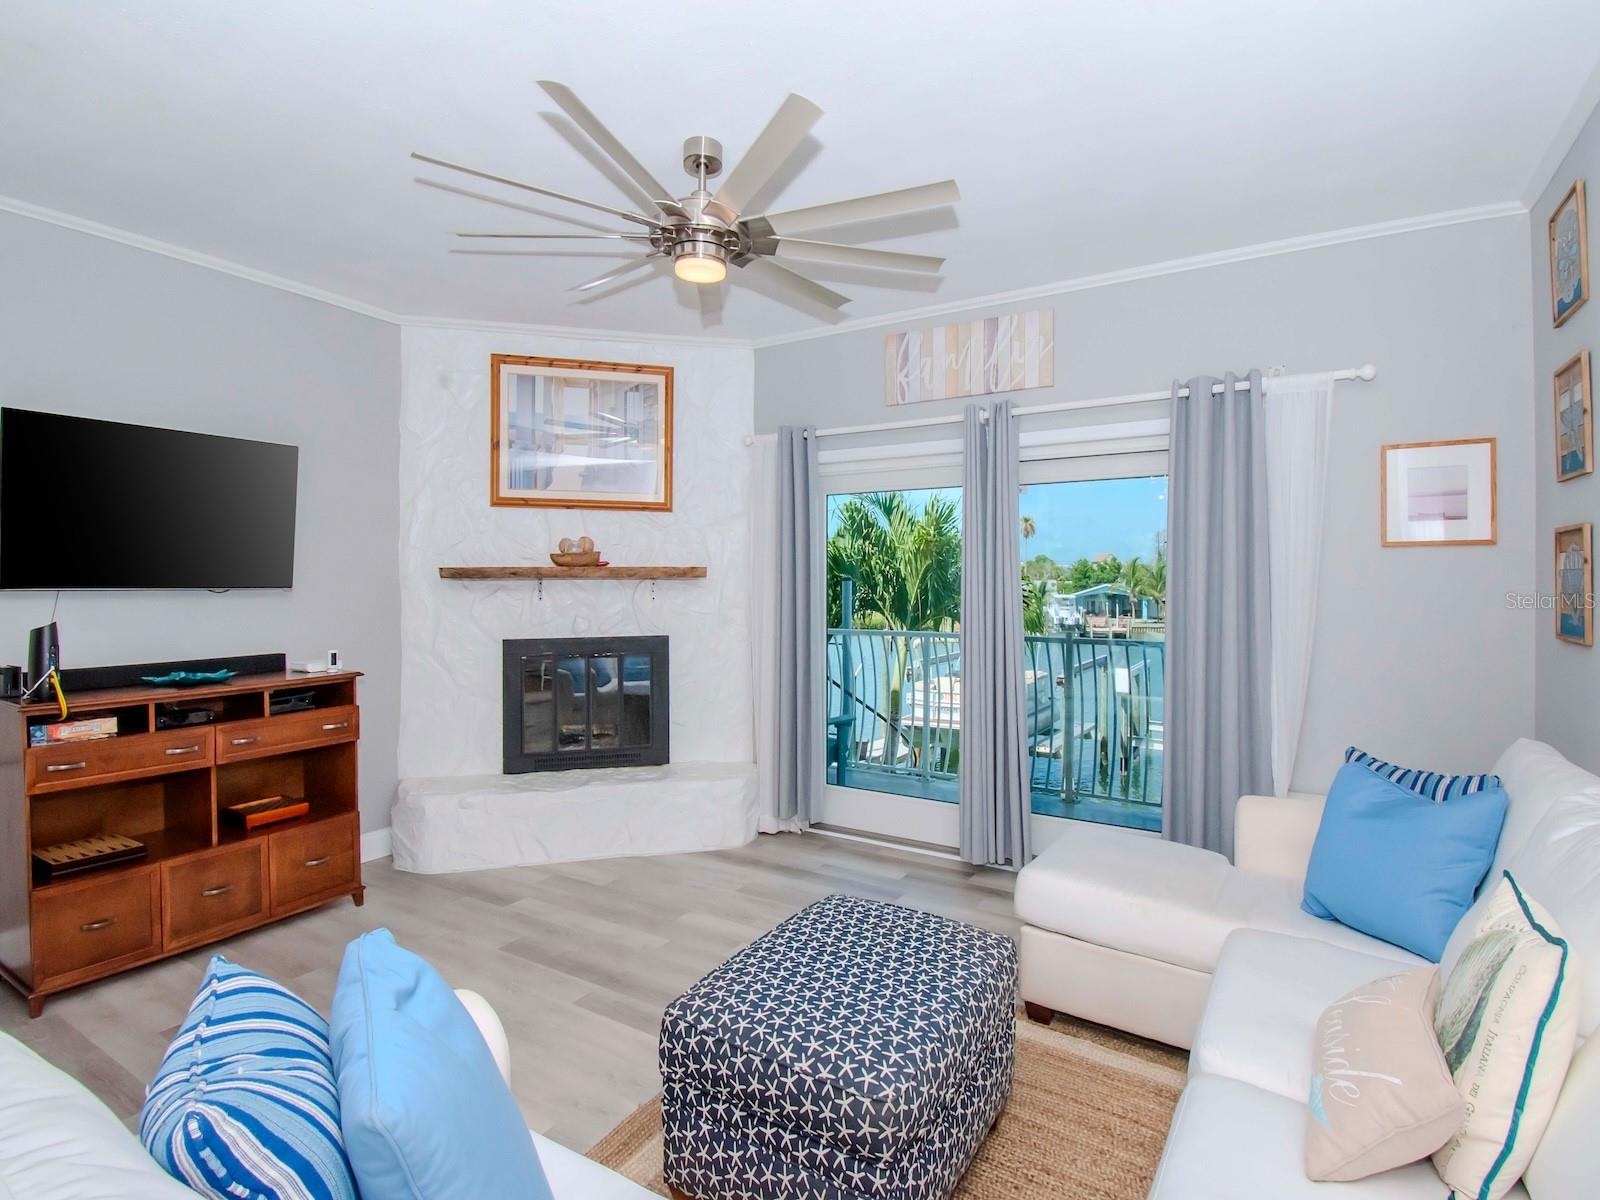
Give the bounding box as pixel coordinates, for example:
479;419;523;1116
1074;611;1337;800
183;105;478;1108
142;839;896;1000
438;566;708;581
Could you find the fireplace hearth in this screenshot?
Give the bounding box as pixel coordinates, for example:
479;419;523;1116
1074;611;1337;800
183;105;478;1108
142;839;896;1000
501;636;668;774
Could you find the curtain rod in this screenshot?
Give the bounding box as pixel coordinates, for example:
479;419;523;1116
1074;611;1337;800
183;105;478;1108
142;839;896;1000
744;363;1376;444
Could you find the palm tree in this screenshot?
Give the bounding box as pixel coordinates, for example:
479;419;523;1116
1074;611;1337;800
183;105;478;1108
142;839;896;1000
1021;515;1036;541
1146;549;1167;616
1022;578;1050;635
826;493;962;765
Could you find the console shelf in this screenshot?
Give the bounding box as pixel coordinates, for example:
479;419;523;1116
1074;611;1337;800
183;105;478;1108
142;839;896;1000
438;565;707;580
0;670;365;1017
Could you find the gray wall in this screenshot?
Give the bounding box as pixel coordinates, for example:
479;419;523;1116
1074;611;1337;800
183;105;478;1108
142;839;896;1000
1531;98;1600;776
0;211;402;829
757;218;1537;792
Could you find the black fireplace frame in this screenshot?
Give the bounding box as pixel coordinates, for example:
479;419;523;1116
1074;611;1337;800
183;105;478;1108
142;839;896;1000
501;636;669;774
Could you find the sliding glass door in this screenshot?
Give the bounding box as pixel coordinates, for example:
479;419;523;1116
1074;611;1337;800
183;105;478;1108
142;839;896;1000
815;449;1169;845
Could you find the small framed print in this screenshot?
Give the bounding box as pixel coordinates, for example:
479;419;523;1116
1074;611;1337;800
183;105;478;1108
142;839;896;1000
1555;523;1593;646
1380;438;1496;547
489;353;672;511
1549;179;1589;328
1555;350;1593;481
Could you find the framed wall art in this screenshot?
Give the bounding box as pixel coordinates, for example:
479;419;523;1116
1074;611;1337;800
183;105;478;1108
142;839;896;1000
1380;438;1496;547
1555;349;1593;481
489;353;673;511
1555;522;1593;646
1549;179;1589;328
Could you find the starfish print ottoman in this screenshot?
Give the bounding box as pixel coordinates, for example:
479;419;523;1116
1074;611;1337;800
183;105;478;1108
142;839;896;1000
659;894;1017;1200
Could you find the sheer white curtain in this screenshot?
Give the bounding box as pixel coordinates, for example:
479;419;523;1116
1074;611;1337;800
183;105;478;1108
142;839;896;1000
1263;372;1336;797
748;433;806;833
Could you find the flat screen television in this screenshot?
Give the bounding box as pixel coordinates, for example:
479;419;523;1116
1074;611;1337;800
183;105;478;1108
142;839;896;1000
0;408;298;589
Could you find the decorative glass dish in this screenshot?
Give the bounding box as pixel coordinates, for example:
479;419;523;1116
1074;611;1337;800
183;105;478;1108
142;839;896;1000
139;669;239;688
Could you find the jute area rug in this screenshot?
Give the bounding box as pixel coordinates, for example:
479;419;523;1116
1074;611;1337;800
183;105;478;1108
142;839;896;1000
586;1014;1188;1200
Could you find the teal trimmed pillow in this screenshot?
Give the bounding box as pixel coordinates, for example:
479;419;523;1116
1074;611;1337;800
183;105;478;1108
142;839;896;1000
1433;874;1578;1200
140;955;357;1200
330;929;553;1200
1301;763;1507;960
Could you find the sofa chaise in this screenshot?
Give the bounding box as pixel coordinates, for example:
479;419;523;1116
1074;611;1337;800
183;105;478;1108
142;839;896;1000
1015;737;1600;1198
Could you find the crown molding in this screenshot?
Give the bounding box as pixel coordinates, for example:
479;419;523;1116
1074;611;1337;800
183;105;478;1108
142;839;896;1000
2;189;1528;353
0;192;748;349
749;201;1528;349
0;192;400;323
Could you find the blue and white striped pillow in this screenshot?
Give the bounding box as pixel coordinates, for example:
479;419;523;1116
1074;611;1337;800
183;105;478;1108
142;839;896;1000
1345;746;1500;804
140;956;357;1200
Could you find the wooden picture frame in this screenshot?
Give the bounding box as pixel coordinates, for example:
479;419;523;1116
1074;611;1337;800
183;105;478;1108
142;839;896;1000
1380;438;1496;547
1555;350;1593;482
489;353;673;511
1549;179;1589;328
1555;522;1593;646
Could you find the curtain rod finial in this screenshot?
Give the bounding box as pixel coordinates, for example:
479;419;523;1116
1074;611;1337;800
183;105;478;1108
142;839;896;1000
1356;363;1377;381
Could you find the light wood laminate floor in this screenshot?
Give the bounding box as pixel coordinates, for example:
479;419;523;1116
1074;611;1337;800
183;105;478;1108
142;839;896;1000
0;832;1018;1152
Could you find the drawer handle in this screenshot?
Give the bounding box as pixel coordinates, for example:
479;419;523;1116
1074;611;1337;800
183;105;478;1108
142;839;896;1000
165;745;202;756
320;721;350;732
201;884;233;898
79;917;117;933
230;736;260;747
303;856;331;869
46;761;87;773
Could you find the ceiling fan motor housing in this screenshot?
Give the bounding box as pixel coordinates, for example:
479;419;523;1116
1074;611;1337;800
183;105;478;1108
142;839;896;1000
682;135;723;180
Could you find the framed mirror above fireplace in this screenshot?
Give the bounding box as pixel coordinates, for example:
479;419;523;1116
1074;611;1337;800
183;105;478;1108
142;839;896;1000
502;636;669;774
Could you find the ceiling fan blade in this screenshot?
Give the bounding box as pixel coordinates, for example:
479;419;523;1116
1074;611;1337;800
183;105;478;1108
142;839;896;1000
745;180;960;237
537;81;678;210
706;93;823;223
411;152;662;229
569;255;663;293
455;232;653;240
740;257;850;310
770;238;944;273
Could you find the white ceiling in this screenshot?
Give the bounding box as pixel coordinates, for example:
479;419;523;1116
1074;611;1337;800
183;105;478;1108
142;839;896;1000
5;1;1600;342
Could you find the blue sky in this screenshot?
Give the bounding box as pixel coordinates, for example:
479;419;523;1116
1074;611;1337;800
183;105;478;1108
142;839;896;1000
827;475;1168;565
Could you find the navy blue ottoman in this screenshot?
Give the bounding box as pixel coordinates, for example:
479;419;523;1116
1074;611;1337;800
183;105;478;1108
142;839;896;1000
660;894;1017;1200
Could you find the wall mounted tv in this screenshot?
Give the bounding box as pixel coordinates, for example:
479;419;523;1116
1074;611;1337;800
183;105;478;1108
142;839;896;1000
0;408;298;589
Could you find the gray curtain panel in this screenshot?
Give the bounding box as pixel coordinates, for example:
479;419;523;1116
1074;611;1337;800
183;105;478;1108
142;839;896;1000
775;426;823;828
959;401;1033;868
1163;370;1274;858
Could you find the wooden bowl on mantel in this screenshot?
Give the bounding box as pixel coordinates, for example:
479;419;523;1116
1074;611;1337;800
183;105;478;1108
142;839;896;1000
550;552;601;568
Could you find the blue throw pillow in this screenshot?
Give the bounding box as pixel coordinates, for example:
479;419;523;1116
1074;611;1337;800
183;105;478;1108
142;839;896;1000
141;955;357;1200
1344;745;1501;803
330;929;553;1200
1301;763;1508;961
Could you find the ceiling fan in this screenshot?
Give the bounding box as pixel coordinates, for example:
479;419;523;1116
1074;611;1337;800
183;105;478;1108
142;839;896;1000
412;82;960;310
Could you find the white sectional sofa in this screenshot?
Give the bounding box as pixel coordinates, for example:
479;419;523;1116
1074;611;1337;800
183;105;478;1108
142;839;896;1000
1015;738;1600;1198
0;989;652;1200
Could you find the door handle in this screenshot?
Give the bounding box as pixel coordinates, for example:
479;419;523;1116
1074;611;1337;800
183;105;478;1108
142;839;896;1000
165;745;201;756
79;917;117;932
201;884;233;898
46;761;87;773
303;856;331;869
229;736;260;747
320;722;349;732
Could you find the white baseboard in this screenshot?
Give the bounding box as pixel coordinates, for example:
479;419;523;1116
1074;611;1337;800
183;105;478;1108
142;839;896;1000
360;827;393;863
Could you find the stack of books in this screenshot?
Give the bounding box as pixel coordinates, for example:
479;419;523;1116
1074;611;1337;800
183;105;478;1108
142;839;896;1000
27;715;118;747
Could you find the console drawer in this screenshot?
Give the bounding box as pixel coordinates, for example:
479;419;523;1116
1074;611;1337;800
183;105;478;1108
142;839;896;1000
216;706;359;763
269;814;358;913
33;870;160;984
162;842;268;951
27;728;215;795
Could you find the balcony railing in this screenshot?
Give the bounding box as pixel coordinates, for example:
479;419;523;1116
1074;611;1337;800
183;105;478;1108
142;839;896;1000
826;629;1164;828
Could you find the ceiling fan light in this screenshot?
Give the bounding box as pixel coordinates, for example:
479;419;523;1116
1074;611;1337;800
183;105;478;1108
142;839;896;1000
673;252;727;285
